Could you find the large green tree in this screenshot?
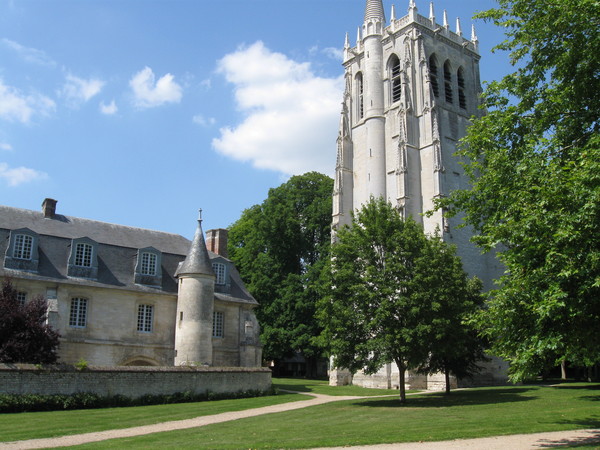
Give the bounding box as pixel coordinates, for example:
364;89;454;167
437;0;600;380
228;172;333;376
319;198;485;402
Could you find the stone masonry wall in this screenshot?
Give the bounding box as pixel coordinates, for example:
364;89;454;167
0;364;272;397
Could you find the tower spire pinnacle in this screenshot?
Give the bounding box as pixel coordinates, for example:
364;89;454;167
443;10;449;29
456;17;463;36
429;2;435;24
364;0;385;23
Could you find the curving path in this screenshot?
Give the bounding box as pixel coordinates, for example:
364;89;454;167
1;391;598;449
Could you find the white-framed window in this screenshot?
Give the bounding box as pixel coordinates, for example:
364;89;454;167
13;234;33;260
137;304;154;333
17;292;27;307
141;252;157;276
212;262;226;285
213;311;224;338
69;297;88;328
74;243;93;267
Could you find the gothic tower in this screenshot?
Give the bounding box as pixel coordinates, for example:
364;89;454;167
331;0;504;388
174;212;215;366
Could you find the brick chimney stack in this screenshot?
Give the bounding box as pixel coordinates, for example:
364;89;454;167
42;198;57;219
206;228;228;258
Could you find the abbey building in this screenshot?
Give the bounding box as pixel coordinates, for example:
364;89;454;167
0;198;262;368
331;0;506;389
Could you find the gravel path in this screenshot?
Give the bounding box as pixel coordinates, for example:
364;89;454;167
1;391;598;449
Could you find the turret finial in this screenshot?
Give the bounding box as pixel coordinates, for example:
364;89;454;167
456;17;463;36
198;208;203;223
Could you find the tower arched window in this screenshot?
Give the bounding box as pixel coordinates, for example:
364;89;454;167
428;55;440;98
457;67;466;110
356;73;364;119
389;54;401;103
444;60;453;104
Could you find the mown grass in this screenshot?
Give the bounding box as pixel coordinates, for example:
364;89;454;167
0;393;304;442
1;380;599;448
73;383;600;449
272;377;401;396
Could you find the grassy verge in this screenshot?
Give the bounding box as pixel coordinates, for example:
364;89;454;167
0;393;304;442
72;383;600;449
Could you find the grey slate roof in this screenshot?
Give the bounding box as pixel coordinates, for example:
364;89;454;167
176;221;215;277
0;204;257;305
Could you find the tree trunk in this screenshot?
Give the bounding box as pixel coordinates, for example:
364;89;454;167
396;360;407;403
445;366;451;394
561;360;567;380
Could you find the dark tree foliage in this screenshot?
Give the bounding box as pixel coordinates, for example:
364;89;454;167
319;198;485;401
228;172;333;376
0;279;60;364
436;0;600;380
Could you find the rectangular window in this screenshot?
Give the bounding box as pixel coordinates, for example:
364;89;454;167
74;243;93;267
213;311;224;338
17;292;27;307
212;263;226;285
141;252;157;276
13;234;33;260
137;304;153;332
69;297;88;328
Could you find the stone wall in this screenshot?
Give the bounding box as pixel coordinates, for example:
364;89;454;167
0;364;272;398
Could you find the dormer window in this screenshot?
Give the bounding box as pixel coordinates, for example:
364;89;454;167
141;252;157;276
212;262;226;285
13;234;33;260
74;243;93;267
4;228;39;272
67;237;98;279
135;247;162;286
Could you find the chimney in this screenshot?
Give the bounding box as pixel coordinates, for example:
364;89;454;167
206;228;228;258
42;198;57;219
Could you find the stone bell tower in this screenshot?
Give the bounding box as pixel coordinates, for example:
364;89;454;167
330;0;504;388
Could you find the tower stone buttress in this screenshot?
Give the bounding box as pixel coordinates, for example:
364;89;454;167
174;215;215;366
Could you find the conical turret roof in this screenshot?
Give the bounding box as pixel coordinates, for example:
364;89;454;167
364;0;385;22
177;217;214;277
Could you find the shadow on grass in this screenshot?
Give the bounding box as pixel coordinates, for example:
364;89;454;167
551;384;600;391
351;387;538;408
537;424;600;448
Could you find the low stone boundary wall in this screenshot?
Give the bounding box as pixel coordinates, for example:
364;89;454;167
0;364;272;397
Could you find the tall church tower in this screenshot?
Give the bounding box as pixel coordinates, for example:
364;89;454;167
331;0;504;388
333;0;499;288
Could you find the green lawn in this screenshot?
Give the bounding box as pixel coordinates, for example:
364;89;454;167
1;380;599;449
73;383;600;449
273;377;401;396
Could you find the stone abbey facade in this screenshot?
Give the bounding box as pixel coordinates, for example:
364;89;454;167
0;198;262;368
331;0;506;389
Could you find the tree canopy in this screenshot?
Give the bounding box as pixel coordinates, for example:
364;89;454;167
319;198;485;401
437;0;600;380
0;279;60;364
228;172;333;376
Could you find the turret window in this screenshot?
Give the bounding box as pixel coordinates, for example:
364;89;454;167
444;61;453;104
356;73;364;119
457;67;467;109
390;55;401;103
429;56;440;98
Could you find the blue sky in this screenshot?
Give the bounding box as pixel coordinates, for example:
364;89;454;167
0;0;509;239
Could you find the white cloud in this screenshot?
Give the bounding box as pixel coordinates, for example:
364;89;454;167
1;38;56;67
129;66;182;108
322;46;343;61
213;41;343;176
0;79;55;123
100;100;118;115
193;115;216;127
0;162;48;186
61;75;104;107
0;143;12;151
